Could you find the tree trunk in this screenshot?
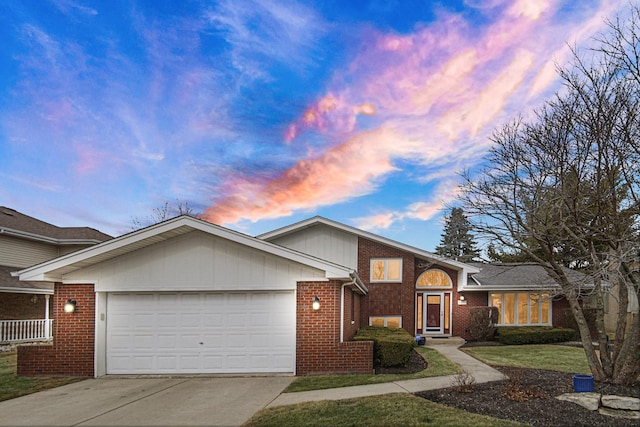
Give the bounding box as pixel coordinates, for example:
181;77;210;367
565;290;606;381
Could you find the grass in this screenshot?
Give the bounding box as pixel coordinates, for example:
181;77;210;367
285;347;461;392
248;343;590;426
462;344;591;374
0;351;84;402
243;393;524;427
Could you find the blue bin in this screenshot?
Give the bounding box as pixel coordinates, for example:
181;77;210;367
573;374;594;392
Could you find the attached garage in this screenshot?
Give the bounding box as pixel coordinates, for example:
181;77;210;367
15;216;368;377
106;291;295;374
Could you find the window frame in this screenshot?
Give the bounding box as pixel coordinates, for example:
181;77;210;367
370;258;403;283
489;292;552;326
369;316;402;328
415;268;453;289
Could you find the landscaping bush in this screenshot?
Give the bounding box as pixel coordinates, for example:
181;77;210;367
353;326;416;367
468;306;499;341
495;326;576;345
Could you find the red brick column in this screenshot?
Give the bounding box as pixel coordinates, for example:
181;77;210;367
296;281;373;375
18;283;95;377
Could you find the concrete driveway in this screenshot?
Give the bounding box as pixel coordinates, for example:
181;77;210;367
0;376;293;427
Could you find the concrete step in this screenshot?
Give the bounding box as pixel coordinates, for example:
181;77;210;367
423;336;466;346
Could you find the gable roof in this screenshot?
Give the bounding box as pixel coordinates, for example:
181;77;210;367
0;207;112;245
258;216;480;274
14;215;367;293
466;263;597;292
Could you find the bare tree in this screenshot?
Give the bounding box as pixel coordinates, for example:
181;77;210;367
131;200;201;230
460;6;640;385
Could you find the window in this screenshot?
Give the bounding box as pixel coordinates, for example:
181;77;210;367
370;258;402;282
490;292;551;325
416;269;452;288
369;316;402;328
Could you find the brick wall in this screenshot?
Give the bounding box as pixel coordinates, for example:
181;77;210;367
451;291;489;340
358;237;416;335
342;288;361;341
552;297;571;328
18;283;95;377
296;281;373;375
0;293;51;320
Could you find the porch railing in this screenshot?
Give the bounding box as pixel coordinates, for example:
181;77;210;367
0;319;54;343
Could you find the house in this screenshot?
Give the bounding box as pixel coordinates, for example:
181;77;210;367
14;215;583;377
464;263;592;329
0;207;111;344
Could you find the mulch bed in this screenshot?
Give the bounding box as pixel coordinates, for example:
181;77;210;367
416;366;640;427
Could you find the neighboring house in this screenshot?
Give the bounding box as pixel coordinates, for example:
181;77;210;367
0;207;111;344
14;215;586;377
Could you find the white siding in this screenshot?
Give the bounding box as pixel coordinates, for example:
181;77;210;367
64;230;326;291
269;224;357;269
0;235;59;268
59;245;90;256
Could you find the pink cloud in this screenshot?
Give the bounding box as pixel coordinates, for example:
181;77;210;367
206;0;621;228
203;127;406;224
284;94;377;143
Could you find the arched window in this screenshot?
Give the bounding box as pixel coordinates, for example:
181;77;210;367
416;269;452;288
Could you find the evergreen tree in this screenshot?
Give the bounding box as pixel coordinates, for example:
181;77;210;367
435;207;480;262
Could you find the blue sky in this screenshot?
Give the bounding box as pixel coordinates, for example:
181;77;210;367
0;0;629;251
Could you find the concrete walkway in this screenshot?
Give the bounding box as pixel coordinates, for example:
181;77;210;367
267;344;506;408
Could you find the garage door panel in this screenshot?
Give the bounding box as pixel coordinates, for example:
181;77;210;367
106;292;295;374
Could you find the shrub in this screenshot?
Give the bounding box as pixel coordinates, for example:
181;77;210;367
468;306;499;341
495;326;576;345
353;326;416;367
451;370;476;393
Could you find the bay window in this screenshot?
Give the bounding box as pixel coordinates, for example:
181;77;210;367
490;292;551;325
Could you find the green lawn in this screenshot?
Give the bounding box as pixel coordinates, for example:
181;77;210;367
0;351;84;402
243;393;524;427
285;346;461;392
462;344;590;373
248;344;591;426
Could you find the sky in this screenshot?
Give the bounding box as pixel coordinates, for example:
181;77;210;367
0;0;630;252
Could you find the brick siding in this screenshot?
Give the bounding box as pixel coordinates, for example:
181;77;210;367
552;297;572;328
358;237;416;335
0;293;51;320
451;291;488;340
296;281;373;375
18;283;95;377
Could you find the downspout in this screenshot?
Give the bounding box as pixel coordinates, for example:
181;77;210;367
341;283;347;343
340;276;358;343
341;272;367;343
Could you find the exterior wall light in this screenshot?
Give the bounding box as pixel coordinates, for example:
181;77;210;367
312;296;320;310
459;294;465;301
64;299;77;313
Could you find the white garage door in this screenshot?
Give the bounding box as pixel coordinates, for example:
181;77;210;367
106;292;295;374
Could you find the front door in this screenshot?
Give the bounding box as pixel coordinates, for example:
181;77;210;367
424;293;444;334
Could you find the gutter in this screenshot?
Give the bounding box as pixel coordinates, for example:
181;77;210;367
0;227;105;246
0;286;54;295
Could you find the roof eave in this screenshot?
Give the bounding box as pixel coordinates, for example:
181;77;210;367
17;216;357;283
0;227;105;246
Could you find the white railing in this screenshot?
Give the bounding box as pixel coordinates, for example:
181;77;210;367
0;319;54;343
